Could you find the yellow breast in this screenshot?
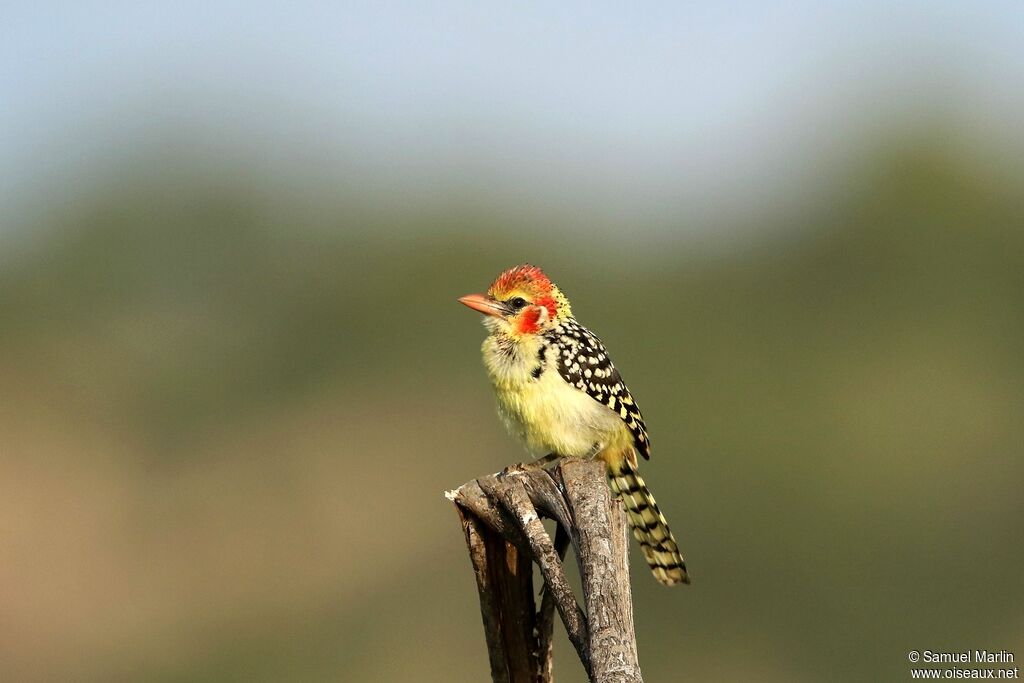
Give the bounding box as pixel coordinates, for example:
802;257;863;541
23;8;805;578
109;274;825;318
482;336;630;458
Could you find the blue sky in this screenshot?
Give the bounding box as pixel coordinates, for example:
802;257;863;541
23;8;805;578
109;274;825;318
3;2;1022;233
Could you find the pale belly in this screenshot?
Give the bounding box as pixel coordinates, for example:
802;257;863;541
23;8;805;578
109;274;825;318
484;337;628;458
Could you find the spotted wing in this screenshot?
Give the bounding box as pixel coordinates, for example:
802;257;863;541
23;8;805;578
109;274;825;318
547;319;652;459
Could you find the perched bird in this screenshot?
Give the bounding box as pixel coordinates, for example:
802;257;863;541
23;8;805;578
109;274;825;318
459;264;689;585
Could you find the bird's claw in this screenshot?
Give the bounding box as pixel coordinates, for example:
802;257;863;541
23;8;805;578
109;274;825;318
497;454;559;479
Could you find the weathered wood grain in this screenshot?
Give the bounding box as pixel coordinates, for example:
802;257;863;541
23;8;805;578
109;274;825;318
448;458;644;683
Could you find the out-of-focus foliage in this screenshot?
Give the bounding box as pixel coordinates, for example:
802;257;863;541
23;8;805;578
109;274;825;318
0;131;1021;683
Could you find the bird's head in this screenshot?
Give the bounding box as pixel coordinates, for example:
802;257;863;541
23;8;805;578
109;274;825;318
459;264;572;336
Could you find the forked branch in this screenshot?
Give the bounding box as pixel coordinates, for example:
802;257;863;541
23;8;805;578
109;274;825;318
448;458;643;683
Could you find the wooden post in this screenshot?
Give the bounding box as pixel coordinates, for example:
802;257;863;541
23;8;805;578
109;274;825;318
447;457;644;683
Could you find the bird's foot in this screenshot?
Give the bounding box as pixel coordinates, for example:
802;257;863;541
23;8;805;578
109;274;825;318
499;453;560;478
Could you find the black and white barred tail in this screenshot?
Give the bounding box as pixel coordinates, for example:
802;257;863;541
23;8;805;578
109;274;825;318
607;458;689;586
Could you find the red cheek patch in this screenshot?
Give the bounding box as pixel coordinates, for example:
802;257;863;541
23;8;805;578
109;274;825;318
535;295;557;319
517;306;543;334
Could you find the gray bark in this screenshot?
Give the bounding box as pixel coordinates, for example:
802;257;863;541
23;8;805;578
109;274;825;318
448;457;644;683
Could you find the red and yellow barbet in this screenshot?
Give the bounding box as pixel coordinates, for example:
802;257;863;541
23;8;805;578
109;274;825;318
459;264;689;586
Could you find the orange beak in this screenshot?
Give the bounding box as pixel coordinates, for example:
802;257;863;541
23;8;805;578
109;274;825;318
458;293;506;318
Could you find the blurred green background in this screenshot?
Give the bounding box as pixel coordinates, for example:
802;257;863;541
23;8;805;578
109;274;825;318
2;4;1022;682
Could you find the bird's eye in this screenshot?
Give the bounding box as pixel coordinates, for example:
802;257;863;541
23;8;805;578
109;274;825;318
508;297;528;310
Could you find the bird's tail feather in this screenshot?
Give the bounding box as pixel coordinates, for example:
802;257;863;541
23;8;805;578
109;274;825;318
606;457;689;586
